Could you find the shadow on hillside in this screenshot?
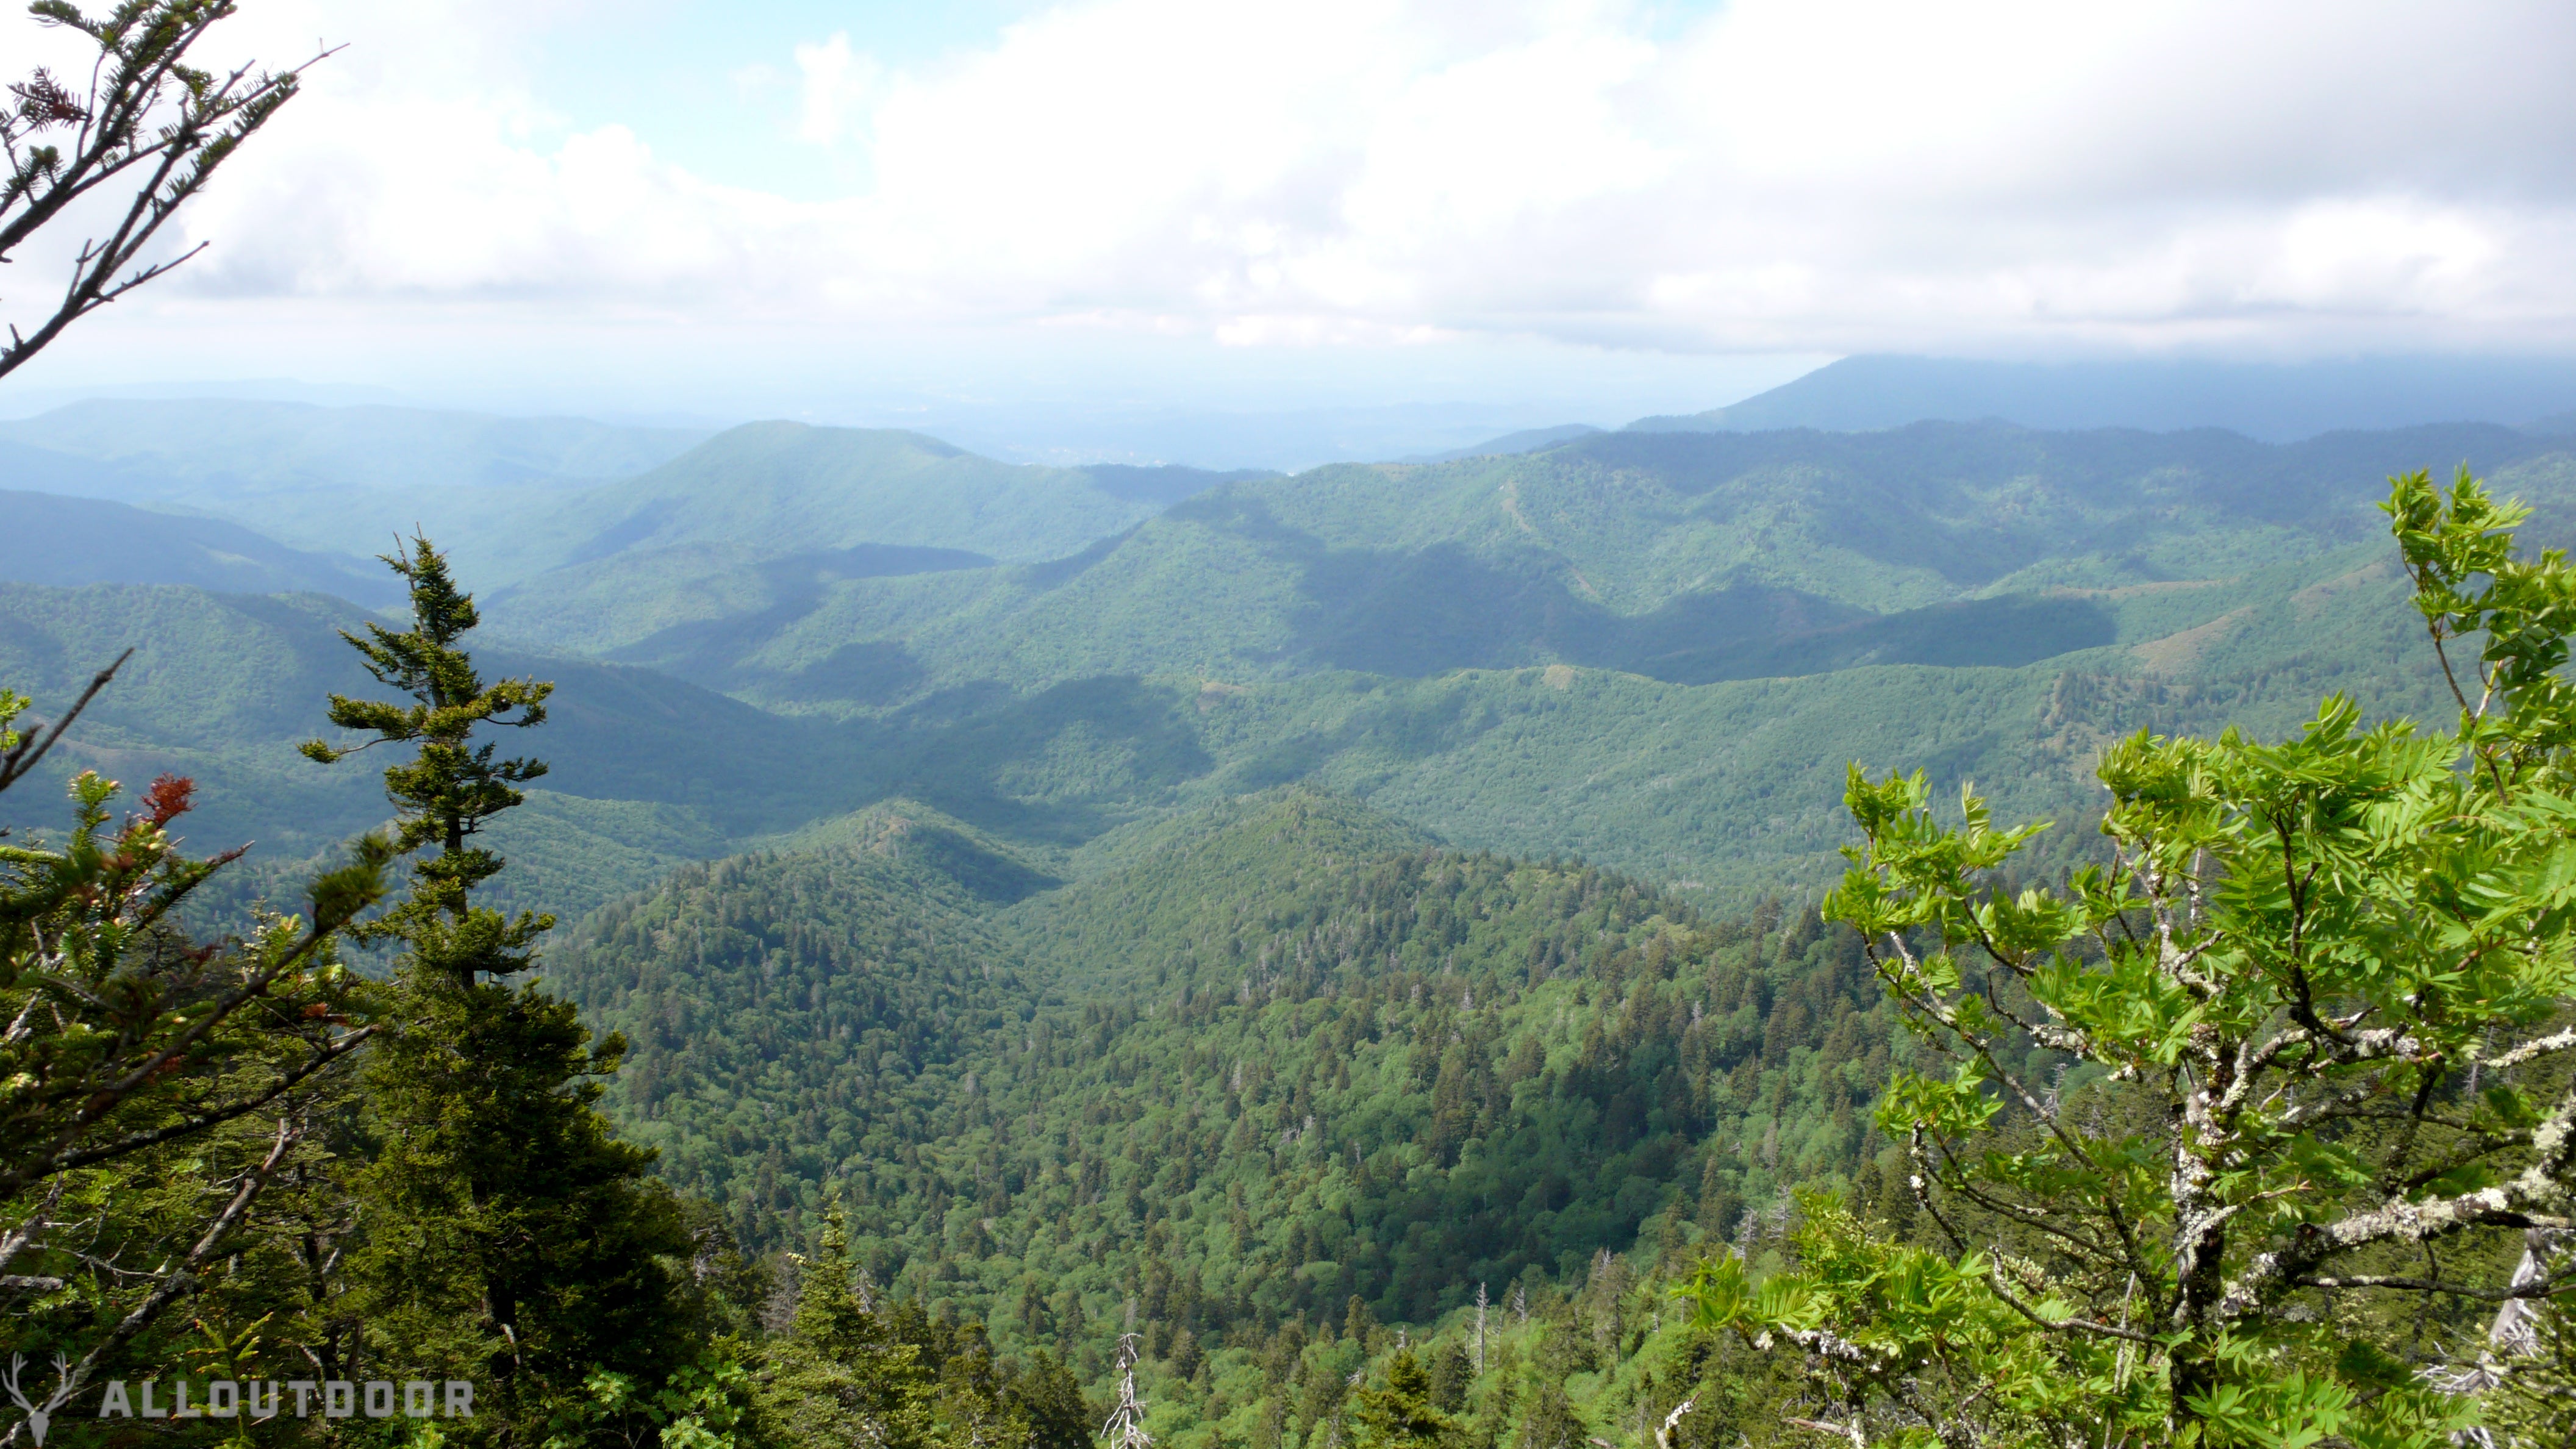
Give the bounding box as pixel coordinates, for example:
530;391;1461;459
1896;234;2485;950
1628;593;2119;683
874;815;1061;904
1222;684;1510;792
1174;492;2117;684
532;668;1214;850
871;675;1215;845
602;542;984;695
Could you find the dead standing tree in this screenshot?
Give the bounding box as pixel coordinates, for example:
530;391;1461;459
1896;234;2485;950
1102;1333;1153;1449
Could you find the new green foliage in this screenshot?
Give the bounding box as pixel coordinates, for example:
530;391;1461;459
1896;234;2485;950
1684;469;2576;1445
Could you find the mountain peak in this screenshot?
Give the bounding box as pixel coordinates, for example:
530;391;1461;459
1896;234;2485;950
1628;354;2576;441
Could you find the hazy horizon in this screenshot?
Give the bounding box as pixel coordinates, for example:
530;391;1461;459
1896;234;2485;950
8;1;2574;444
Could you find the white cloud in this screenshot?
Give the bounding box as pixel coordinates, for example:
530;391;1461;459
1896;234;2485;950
793;32;882;146
88;0;2576;355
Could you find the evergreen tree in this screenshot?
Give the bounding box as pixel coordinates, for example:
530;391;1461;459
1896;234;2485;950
301;532;554;987
1510;1370;1578;1449
305;535;691;1438
1295;1349;1348;1447
1351;1350;1454;1449
1424;1341;1470;1415
1343;1297;1380;1353
1004;1350;1093;1449
755;1207;936;1449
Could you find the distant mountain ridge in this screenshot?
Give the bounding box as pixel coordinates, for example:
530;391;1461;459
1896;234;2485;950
7;401;2573;901
0;396;710;492
1397;424;1605;464
0;402;1272;599
0;490;399;604
1628;354;2576;441
548;421;1184;565
627;419;2560;704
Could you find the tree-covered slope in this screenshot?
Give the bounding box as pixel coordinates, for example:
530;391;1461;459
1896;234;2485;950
545;790;1908;1367
0;582;870;877
0;521;2475;911
0;488;399;602
450;424;2502;896
581;422;2571;706
543;423;1157;567
0;582;1223;904
457;432;1278;639
7;421;2550;901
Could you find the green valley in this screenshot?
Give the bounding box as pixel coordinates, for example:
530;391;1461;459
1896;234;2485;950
537;787;1916;1447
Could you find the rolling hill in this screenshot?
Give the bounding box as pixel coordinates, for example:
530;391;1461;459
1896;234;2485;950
0;490;399;603
544;786;1902;1333
0;582;884;910
0;398;718;587
3;412;2543;903
0;400;1281;598
457;431;1277;651
541;423;1166;567
509;420;2564;701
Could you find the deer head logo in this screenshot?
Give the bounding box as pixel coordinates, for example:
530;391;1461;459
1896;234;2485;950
3;1353;73;1447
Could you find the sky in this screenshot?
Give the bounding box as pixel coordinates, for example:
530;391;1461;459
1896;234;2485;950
5;0;2574;453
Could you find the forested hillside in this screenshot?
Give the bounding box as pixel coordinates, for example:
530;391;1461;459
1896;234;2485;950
0;583;881;911
8;416;2555;900
0;488;401;600
543;791;1916;1406
501;420;2573;676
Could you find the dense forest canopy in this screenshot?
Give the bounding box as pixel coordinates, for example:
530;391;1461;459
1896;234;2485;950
545;791;1909;1332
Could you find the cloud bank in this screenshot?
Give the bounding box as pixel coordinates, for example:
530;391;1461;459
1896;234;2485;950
111;0;2576;357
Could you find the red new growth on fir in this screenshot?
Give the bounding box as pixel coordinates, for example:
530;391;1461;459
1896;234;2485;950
144;775;196;828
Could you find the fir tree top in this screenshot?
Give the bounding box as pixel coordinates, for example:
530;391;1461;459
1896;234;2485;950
301;533;554;983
